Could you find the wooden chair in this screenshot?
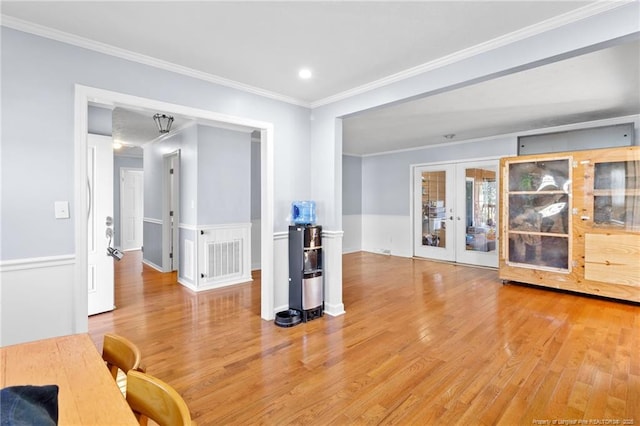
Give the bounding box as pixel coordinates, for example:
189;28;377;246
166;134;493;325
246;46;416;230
101;333;145;395
126;370;196;426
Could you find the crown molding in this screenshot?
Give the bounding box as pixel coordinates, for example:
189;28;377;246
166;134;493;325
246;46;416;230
2;1;632;110
310;1;634;108
0;14;311;108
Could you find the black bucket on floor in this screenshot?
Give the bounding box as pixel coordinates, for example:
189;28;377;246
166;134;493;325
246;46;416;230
274;309;302;328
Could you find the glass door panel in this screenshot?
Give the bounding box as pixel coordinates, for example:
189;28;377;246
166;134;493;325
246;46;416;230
455;161;499;268
422;170;447;248
414;164;455;262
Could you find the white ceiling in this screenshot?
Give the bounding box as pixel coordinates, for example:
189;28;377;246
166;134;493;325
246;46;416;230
344;40;640;154
2;1;639;155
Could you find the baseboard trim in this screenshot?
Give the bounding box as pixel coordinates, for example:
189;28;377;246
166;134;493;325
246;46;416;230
142;259;164;272
324;302;346;317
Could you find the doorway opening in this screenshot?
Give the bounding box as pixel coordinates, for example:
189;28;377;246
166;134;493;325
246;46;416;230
74;85;276;335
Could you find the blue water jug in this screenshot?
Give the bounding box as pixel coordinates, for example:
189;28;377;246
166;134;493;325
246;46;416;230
291;201;316;225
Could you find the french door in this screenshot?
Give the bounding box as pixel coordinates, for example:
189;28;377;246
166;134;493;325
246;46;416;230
414;159;499;268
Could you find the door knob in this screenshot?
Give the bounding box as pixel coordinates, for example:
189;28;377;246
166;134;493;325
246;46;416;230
105;216;113;226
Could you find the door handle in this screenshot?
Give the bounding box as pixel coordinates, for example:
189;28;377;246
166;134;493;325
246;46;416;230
104;227;123;261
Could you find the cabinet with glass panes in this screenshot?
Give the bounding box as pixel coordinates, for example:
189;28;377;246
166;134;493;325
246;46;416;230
499;146;640;303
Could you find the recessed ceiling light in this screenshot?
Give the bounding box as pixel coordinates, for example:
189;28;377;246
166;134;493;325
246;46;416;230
298;68;312;79
113;141;123;149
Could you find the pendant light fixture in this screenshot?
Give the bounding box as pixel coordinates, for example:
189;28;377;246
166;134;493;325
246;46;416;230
153;113;174;134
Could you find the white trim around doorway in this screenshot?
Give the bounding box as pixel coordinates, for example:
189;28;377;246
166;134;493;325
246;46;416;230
74;84;275;335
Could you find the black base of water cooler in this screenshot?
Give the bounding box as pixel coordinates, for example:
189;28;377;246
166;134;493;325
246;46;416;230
274;309;302;327
301;304;324;323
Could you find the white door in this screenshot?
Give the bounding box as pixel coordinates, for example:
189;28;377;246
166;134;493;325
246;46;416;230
414;160;499;267
120;168;144;251
87;134;115;315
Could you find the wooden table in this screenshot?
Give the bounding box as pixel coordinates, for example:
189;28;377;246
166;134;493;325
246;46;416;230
0;333;138;425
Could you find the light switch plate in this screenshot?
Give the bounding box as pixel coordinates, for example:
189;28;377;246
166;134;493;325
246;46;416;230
55;201;70;219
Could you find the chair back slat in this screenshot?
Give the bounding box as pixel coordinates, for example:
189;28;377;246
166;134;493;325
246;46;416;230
126;370;195;426
102;333;144;383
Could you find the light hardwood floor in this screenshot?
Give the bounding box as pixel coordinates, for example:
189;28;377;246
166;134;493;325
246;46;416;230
89;250;639;425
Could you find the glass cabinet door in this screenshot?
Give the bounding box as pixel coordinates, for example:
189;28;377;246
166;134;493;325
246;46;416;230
593;160;640;230
505;158;571;271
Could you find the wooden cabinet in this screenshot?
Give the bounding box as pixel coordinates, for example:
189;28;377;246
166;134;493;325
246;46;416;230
499;146;640;302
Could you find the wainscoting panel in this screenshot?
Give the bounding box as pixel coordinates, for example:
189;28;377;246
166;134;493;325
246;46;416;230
361;214;412;258
0;256;75;346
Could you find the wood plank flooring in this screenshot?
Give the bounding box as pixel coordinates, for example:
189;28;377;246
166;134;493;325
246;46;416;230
89;250;640;425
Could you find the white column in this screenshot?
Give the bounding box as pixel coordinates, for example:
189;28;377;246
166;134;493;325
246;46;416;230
322;230;345;316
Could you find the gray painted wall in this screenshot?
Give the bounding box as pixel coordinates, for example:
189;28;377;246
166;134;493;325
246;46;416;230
342;155;362;215
88;105;112;136
142;221;163;268
197;126;251;224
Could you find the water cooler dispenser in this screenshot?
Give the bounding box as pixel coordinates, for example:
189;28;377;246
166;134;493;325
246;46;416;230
275;201;324;327
288;224;324;322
